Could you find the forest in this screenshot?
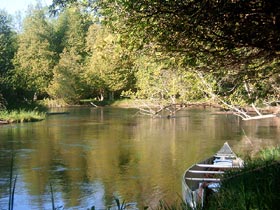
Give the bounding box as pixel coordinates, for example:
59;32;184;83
0;0;280;118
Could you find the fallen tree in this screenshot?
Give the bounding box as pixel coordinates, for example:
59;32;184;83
197;72;278;121
134;100;186;118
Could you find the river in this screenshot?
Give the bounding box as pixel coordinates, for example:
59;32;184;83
0;107;279;209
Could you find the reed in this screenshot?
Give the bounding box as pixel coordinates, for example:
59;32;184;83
114;197;127;210
50;183;55;210
8;155;17;210
153;199;189;210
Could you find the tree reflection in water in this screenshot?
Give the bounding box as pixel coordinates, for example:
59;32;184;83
0;107;279;209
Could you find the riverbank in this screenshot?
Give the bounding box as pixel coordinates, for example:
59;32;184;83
159;147;280;210
41;98;280;114
44;98;218;109
207;147;280;210
0;110;45;124
91;99;280;115
2;98;279;125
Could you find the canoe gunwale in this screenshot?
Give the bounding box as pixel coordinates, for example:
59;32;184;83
182;142;243;209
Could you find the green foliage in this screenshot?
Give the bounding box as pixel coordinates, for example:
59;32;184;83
0;10;17;108
12;6;55;98
48;48;85;103
0;10;16;75
1;0;279;109
97;0;280;106
48;6;92;103
208;147;280;210
0;93;6;110
259;146;280;162
84;24;135;100
0;109;45;123
124;55;206;105
212;48;280;106
39;98;68;107
57;6;92;55
98;0;280;54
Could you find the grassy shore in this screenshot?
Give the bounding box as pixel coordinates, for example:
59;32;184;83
0;109;45;123
151;147;280;210
207;147;280;210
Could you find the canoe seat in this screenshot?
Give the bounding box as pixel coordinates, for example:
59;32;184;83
185;177;221;182
188;170;224;174
196;164;239;168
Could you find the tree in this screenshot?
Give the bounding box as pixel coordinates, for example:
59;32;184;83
48;48;85;103
12;6;56;100
48;6;92;103
51;0;280;53
50;0;280;106
84;24;135;101
99;0;280;103
123;54;206;117
97;0;280;53
0;10;17;108
0;10;16;76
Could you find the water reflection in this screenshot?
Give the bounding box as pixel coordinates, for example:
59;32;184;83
235;117;280;156
0;107;279;209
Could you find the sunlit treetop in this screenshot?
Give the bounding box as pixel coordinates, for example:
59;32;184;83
50;0;280;56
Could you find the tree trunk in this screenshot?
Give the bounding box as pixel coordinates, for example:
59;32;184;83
109;92;114;100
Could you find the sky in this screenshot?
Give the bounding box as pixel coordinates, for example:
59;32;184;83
0;0;53;15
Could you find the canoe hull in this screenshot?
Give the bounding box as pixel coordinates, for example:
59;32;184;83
182;142;243;209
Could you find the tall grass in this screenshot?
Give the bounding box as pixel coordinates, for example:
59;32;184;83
0;109;45;123
50;183;56;210
207;147;280;210
259;146;280;161
153;198;189;210
8;155;17;210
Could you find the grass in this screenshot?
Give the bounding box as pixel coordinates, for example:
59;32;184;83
153;198;189;210
207;147;280;210
0;109;45;123
259;146;280;161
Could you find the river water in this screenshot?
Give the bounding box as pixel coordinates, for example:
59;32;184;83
0;107;279;209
